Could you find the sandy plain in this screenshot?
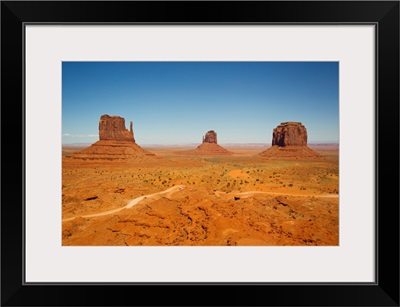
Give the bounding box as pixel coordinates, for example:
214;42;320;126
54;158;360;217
62;144;339;246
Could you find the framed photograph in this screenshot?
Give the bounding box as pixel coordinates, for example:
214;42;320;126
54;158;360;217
2;1;399;306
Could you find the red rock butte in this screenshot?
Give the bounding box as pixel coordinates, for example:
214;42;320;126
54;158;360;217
99;114;134;142
259;122;322;158
67;114;159;161
194;130;233;155
202;130;218;144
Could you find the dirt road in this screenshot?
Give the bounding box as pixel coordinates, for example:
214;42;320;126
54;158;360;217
226;190;339;198
62;185;185;222
63;186;337;223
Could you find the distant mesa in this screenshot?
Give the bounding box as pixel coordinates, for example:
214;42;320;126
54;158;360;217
194;130;233;155
67;114;159;161
174;130;232;156
259;122;322;158
202;130;218;144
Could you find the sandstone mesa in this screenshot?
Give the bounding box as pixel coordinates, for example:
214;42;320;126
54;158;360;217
99;114;135;142
259;122;322;158
67;114;158;161
202;130;218;144
194;130;233;155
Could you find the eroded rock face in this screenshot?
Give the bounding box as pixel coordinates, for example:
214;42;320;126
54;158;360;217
99;114;135;142
259;122;321;158
272;122;307;146
66;114;162;161
203;130;218;144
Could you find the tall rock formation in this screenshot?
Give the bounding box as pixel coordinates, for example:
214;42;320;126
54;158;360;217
196;130;232;155
67;114;159;161
99;115;135;142
202;130;218;144
259;122;321;158
179;130;232;156
272;122;307;146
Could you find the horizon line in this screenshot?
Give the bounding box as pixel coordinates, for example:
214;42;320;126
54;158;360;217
62;141;339;146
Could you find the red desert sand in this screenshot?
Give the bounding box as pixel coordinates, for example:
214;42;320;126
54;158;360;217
62;116;338;246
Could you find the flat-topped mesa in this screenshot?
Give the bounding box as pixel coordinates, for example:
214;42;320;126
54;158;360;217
272;122;307;147
195;129;232;155
66;114;161;161
259;122;322;158
202;130;218;144
177;130;231;156
99;114;135;142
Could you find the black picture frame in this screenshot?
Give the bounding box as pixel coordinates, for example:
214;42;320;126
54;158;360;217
1;1;399;306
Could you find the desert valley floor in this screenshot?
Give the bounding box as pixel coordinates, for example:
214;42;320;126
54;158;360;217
62;145;339;246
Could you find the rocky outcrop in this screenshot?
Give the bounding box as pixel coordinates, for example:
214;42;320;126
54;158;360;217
272;122;307;146
177;130;232;156
195;142;233;155
99;114;134;142
259;145;322;158
196;130;232;155
68;140;158;161
67;114;159;161
259;122;321;158
203;130;217;144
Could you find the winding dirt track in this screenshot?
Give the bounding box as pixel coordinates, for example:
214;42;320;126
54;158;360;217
62;185;185;222
221;191;339;198
62;186;338;223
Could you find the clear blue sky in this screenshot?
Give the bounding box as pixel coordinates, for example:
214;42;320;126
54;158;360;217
62;62;338;145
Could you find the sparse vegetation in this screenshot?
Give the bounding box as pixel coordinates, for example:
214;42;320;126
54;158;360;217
62;145;338;246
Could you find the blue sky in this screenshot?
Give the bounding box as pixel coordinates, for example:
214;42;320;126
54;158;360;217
62;62;338;145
